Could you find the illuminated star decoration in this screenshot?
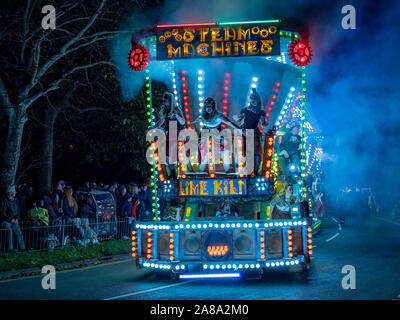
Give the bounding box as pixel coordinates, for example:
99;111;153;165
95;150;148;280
288;39;312;67
128;42;149;71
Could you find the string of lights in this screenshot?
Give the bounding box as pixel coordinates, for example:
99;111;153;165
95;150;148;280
275;86;296;133
222;72;232;129
197;70;205;129
181;70;193;130
261;81;280;133
300;66;307;199
144;68;160;220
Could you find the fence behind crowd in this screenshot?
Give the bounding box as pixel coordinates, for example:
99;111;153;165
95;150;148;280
0;217;134;253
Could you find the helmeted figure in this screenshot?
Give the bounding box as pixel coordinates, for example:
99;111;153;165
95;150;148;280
156;92;185;132
193;97;239;173
237;88;268;174
154;92;185;176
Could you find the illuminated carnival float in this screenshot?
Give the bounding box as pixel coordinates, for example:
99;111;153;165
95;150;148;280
129;20;322;280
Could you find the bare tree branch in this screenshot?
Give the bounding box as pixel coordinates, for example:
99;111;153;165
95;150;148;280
68;106;108;113
60;110;87;137
24;0;108;95
25;60;115;108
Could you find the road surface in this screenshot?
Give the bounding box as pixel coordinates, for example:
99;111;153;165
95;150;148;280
1;215;399;300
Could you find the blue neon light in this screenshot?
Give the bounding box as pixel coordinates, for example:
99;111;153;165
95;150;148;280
179;273;241;279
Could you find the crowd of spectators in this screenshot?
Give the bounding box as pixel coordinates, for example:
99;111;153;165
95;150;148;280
0;178;153;253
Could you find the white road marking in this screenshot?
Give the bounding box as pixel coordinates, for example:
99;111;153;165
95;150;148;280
325;233;340;242
103;281;193;300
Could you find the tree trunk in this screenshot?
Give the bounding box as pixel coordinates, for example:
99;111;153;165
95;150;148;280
36;108;58;192
0;107;27;191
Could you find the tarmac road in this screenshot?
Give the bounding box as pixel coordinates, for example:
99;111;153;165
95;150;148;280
1;215;399;300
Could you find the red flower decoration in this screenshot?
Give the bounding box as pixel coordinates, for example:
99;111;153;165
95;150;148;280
288;40;312;67
128;42;149;71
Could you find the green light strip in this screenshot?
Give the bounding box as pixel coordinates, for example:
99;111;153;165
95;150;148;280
218;19;281;26
313;221;322;229
279;31;299;39
300;66;307;200
272;152;278;189
145;67;159;221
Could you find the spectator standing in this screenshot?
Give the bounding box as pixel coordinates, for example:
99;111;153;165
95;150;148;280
111;181;118;192
108;181;118;203
121;192;133;218
131;183;144;223
40;188;59;220
128;182;147;221
117;185;127;217
139;178;153;220
0;186;26;252
80;195;96;225
41;188;62;241
127;182;135;196
118;187;132;239
52;180;65;215
62;186;79;243
63;186;78;224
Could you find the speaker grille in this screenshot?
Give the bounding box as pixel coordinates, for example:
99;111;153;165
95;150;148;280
181;230;201;260
233;229;256;259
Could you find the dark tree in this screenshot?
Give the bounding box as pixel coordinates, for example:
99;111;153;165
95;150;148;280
0;0;119;190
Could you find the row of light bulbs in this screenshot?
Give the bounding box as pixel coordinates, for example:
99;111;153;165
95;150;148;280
141;259;300;270
203;259;300;270
135;220;308;230
142;262;186;270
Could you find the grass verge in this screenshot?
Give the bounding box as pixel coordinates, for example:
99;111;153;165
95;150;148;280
0;240;131;272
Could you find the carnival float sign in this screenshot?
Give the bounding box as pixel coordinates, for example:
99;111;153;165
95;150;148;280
179;178;247;197
156;23;280;60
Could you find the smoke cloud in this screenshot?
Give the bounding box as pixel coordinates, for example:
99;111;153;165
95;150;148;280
108;0;400;210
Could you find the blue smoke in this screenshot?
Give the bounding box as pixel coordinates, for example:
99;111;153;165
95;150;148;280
108;0;400;210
